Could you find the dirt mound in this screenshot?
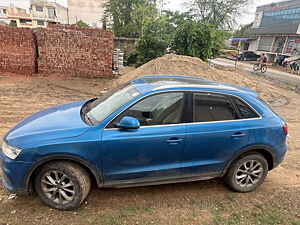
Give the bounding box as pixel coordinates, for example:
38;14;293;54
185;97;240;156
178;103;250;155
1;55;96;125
112;54;280;100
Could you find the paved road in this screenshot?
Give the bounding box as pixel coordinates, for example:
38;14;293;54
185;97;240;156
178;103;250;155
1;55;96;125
212;58;300;86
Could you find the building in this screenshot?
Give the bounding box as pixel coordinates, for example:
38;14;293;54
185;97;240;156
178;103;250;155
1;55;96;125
252;0;300;60
230;38;258;51
0;6;9;25
30;0;68;28
6;5;33;28
67;0;107;28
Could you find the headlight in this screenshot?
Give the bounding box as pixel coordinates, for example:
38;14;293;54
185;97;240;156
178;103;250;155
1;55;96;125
2;142;22;160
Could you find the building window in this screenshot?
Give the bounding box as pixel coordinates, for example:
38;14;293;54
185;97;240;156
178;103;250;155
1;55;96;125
36;6;43;12
48;7;56;19
261;7;300;27
37;20;45;26
20;19;32;24
10;20;17;26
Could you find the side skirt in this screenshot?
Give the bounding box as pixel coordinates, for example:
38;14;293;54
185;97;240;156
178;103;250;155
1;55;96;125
101;172;222;188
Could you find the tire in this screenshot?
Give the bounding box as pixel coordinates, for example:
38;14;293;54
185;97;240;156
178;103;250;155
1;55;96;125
34;161;91;210
253;64;259;71
243;57;247;61
224;153;268;193
261;65;267;73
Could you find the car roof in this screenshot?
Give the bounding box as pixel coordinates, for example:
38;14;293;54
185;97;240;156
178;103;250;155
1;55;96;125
130;75;259;97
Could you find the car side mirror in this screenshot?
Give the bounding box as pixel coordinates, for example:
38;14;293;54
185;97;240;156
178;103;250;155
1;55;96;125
115;116;140;129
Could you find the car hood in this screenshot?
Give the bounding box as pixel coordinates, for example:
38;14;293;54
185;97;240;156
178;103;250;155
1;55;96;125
4;100;91;147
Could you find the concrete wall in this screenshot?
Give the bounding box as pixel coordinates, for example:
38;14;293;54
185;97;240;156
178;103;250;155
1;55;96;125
248;40;258;51
114;37;137;52
0;26;37;74
67;0;107;28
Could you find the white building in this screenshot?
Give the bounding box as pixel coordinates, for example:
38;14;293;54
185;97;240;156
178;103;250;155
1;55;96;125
0;6;9;25
30;0;68;27
67;0;107;28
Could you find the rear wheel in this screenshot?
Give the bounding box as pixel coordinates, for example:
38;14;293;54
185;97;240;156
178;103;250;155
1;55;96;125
253;64;260;71
224;153;268;192
34;161;91;210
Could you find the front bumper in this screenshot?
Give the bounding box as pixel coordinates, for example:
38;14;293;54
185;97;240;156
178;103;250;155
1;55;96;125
0;151;33;194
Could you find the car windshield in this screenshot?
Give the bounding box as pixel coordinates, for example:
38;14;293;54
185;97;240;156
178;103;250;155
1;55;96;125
83;83;140;125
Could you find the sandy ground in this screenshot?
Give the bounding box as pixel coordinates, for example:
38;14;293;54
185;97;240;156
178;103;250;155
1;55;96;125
0;55;299;224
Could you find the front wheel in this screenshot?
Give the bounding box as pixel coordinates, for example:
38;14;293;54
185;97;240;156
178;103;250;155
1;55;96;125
224;153;268;192
261;65;267;73
253;64;260;71
34;161;91;210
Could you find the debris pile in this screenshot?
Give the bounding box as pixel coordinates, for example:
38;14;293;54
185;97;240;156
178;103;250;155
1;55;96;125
113;54;280;99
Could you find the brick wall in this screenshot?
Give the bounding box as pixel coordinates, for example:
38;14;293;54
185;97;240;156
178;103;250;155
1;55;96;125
0;26;36;74
36;25;113;77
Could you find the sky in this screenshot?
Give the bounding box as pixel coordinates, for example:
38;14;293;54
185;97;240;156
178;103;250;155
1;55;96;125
0;0;283;26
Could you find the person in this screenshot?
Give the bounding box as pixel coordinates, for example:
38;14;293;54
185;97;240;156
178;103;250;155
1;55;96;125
259;53;267;65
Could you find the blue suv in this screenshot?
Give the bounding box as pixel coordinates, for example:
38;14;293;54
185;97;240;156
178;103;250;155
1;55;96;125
0;75;287;210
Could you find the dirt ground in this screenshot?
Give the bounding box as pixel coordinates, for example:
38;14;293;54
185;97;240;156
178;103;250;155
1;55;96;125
0;55;299;225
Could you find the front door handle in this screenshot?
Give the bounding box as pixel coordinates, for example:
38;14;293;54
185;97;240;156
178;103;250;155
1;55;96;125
166;138;183;144
231;132;246;138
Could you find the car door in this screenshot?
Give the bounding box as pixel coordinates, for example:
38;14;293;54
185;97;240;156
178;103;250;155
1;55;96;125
181;92;250;178
101;92;187;186
249;52;256;61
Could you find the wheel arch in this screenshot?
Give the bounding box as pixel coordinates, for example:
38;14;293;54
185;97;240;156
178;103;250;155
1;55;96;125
24;155;103;194
222;145;276;176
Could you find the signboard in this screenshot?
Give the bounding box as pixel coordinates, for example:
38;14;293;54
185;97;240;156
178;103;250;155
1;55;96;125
252;12;263;28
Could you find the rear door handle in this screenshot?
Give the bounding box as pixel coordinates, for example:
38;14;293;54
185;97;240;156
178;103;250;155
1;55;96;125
231;133;246;138
166;138;183;144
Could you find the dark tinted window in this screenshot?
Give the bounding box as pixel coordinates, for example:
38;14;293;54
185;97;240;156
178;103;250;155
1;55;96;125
193;93;238;122
36;6;43;11
37;20;44;26
110;92;184;127
232;97;259;119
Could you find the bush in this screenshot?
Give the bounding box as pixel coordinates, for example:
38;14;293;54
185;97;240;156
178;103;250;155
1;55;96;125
172;21;223;61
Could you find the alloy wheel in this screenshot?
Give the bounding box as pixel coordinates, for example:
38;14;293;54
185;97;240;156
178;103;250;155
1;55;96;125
41;170;76;204
235;160;264;188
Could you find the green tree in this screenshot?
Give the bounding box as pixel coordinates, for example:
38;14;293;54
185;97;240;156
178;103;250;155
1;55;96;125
103;0;157;38
127;3;158;37
134;16;173;66
233;22;255;38
74;20;89;27
172;21;224;61
185;0;253;29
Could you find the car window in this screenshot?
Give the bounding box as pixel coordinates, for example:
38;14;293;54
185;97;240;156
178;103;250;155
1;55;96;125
108;92;184;127
232;97;259;119
84;83;140;125
193;93;238;122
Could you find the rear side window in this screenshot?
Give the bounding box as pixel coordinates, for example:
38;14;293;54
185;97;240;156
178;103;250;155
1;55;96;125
193;93;238;122
232;97;259;119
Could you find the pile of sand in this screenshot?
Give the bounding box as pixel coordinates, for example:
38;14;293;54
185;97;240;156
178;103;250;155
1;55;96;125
111;54;281;100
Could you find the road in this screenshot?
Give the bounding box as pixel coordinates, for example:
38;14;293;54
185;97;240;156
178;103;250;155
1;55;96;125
212;58;300;87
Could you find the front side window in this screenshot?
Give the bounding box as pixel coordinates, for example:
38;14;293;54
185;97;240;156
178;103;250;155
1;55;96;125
193;93;238;122
83;83;140;125
108;92;184;127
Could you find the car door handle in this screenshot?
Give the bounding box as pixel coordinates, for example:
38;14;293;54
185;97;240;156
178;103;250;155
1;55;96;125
166;138;183;144
231;133;246;138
